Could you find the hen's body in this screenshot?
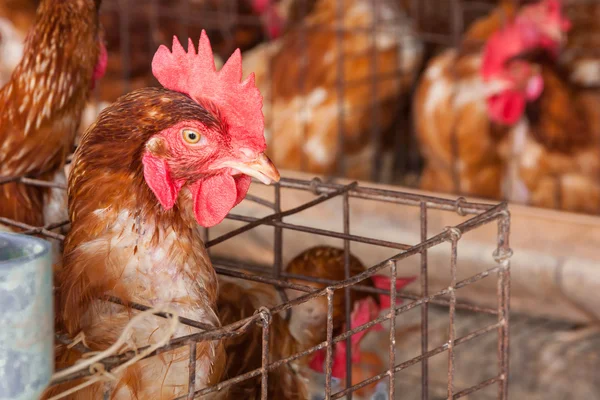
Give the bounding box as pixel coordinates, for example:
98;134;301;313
414;48;509;199
0;0;103;235
242;0;423;181
414;0;575;202
413;1;522;199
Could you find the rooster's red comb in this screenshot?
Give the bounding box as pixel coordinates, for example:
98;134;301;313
152;31;266;153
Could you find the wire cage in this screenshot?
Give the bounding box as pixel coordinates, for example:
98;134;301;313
86;0;600;217
0;174;512;399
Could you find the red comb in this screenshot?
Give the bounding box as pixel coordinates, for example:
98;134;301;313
152;31;266;153
482;0;571;80
372;275;417;309
481;24;524;80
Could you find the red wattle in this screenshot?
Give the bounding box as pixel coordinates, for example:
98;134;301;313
190;174;253;227
487;91;526;125
191;174;237;227
233;175;252;206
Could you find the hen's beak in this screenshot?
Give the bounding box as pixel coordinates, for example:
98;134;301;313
225;153;280;185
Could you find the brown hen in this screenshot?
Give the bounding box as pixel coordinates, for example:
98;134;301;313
414;0;569;200
285;246;415;398
0;0;105;244
43;32;280;399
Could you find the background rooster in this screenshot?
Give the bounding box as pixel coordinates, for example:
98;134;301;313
496;43;600;211
44;32;280;399
0;0;106;249
241;0;424;181
414;0;569;201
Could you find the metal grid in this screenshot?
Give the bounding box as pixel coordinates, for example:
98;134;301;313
0;174;512;399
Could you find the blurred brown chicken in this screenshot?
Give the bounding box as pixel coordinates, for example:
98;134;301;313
414;0;569;200
0;0;105;244
285;246;415;397
415;0;600;215
511;0;600;213
497;53;600;214
242;0;424;181
214;246;415;399
285;246;379;349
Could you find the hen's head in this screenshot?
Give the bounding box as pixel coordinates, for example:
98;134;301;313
285;246;416;347
73;32;278;227
481;0;571;125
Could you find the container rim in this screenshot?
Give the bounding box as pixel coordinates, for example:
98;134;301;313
0;232;51;268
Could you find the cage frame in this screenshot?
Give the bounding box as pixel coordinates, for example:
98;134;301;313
0;174;511;400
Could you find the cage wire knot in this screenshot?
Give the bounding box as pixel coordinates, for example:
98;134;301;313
309;177;323;195
445;226;462;241
493;247;513;265
454;196;467;216
256;306;272;327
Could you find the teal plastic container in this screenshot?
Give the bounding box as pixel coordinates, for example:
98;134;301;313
0;232;54;400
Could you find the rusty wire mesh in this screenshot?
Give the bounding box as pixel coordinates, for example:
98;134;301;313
0;173;512;399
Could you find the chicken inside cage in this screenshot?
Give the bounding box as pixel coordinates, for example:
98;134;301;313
1;0;600;399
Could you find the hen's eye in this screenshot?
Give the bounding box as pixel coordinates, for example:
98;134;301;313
182;129;201;144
